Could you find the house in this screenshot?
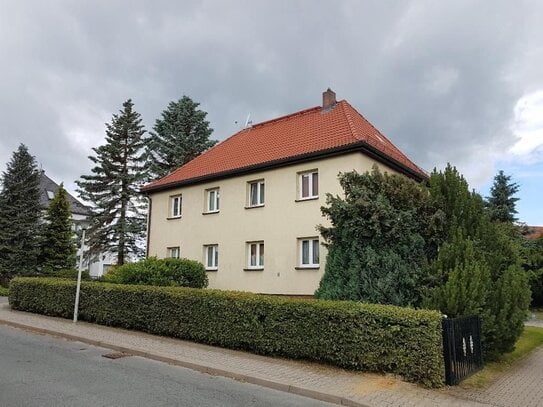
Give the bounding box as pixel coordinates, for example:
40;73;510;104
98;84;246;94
142;89;426;295
39;171;115;277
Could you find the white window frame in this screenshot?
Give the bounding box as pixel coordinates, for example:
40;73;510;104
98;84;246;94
204;244;218;271
298;238;320;268
248;180;265;207
247;241;264;269
298;170;319;200
170;195;182;218
167;246;180;259
206;188;220;213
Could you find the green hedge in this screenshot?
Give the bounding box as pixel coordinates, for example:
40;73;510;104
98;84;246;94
102;257;208;288
43;269;91;280
9;277;444;386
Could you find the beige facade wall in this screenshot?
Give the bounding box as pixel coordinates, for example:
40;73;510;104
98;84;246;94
147;152;397;295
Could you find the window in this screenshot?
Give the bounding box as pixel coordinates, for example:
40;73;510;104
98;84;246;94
247;241;264;269
204;245;218;270
299;171;318;199
206;188;220;212
248;180;265;207
46;190;55;200
170;195;182;218
168;246;180;259
299;238;319;267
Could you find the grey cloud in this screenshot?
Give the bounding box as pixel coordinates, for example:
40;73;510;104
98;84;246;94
0;0;541;193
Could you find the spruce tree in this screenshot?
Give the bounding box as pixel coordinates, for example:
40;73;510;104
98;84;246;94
146;96;216;179
40;183;77;272
0;144;42;284
486;170;520;223
76;99;148;265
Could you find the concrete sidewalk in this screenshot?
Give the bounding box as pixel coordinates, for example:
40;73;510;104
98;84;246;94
0;300;498;407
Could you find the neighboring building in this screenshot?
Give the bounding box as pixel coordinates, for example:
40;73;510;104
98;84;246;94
142;89;427;295
39;171;115;277
523;226;543;240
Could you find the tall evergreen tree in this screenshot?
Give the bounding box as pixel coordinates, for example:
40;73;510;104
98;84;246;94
146;96;216;179
486;170;520;223
76;99;148;265
40;184;77;272
426;165;530;360
0;144;41;284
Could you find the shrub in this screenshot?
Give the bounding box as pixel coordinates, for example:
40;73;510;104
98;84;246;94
43;269;91;280
0;285;8;296
102;257;208;288
9;277;444;387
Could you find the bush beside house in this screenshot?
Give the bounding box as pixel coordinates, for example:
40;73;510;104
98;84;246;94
9;277;444;387
102;257;208;288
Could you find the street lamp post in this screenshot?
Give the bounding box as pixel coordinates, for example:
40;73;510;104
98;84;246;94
73;227;86;323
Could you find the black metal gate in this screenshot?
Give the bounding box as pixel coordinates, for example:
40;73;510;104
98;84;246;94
442;315;483;385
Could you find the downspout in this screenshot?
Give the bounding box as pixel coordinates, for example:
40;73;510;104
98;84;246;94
146;194;152;258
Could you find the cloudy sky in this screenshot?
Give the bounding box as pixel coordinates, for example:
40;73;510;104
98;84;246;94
0;1;541;224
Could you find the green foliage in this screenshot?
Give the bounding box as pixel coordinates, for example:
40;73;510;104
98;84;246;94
102;257;208;288
426;166;531;360
316;167;444;306
427;164;485;239
520;237;543;307
0;144;42;285
429;237;491;318
76;99;148;265
0;286;8;296
147;96;216;179
9;277;445;387
485;170;520;223
42;268;91;280
39;184;77;271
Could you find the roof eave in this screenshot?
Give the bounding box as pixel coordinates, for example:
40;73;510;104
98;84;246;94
141;142;426;194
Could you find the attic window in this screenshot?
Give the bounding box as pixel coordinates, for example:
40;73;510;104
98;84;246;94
46;190;55;199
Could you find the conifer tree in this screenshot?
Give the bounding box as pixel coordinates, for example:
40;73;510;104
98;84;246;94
426;165;530;360
146;96;216;179
76;99;148;265
315;167;443;306
40;184;76;272
0;144;41;284
486;170;520;223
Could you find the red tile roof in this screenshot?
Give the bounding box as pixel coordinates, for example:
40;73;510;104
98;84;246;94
524;226;543;240
142;100;426;192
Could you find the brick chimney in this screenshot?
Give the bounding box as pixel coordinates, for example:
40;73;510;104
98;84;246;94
322;88;336;110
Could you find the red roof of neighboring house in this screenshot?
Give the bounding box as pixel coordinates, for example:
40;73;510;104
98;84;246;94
143;98;426;192
524;226;543;240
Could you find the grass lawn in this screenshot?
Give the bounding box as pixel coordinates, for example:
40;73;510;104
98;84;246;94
0;286;8;296
461;326;543;388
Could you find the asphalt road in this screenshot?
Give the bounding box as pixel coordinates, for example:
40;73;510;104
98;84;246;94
0;325;335;407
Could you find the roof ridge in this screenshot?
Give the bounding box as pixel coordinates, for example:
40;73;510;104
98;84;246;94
341;100;427;174
339;100;362;142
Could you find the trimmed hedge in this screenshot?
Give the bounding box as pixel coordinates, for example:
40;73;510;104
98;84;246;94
43;269;91;280
102;257;208;288
9;277;444;386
